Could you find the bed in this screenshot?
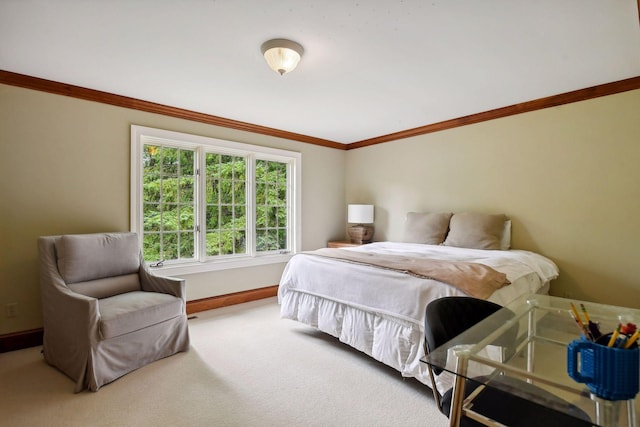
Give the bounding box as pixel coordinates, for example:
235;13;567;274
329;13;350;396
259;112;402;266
277;212;559;389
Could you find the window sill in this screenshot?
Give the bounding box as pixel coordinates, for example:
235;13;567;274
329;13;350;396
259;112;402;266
148;253;294;277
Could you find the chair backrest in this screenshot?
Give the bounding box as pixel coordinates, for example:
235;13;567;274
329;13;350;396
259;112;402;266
425;297;504;376
54;232;142;299
424;296;506;414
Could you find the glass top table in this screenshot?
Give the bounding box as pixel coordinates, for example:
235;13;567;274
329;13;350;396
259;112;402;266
421;294;640;427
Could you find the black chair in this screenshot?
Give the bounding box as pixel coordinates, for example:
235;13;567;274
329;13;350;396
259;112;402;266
424;296;592;427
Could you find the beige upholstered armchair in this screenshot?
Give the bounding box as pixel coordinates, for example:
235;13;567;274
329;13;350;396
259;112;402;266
38;232;190;392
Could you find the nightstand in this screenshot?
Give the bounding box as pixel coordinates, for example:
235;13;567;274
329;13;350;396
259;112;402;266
327;240;363;248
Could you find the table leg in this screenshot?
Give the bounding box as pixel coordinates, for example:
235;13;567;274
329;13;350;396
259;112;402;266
592;394;637;427
449;353;469;427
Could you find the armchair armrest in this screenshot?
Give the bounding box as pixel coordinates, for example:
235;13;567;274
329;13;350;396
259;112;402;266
139;253;186;300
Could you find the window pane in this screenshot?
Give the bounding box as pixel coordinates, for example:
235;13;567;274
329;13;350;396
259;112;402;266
206;231;220;256
143;203;161;232
220;230;234;255
235;230;246;253
162;147;179;175
143;181;160;203
220;179;233;204
143;233;161;262
206;176;219;204
276;207;287;225
277;185;287;205
234;160;246;180
220;205;232;228
162;178;177;203
278;229;287;249
141;144;196;262
256;229;267;252
180;176;194;203
180;150;194;175
268;229;279;250
204;152;247;258
143;145;161;176
163;233;178;259
206;205;219;230
267;207;277;227
255;159;266;180
255;159;289;253
256;182;266;205
161;203;178;231
256;205;266;228
179;232;195;258
234;206;245;223
234;181;245;204
180;204;194;229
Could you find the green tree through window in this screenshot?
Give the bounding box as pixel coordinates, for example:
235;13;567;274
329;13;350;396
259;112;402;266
132;125;300;271
205;153;247;256
142;145;195;262
256;159;288;251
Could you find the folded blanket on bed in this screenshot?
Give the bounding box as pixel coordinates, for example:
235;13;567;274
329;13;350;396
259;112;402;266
305;248;511;299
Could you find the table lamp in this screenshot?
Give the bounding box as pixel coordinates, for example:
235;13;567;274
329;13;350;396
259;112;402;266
347;204;374;244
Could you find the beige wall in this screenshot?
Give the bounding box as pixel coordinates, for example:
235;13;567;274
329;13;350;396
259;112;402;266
346;89;640;308
2;82;639;336
0;84;346;334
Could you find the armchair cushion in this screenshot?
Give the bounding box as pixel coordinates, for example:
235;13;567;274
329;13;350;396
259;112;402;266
68;273;141;299
98;291;184;339
57;233;140;283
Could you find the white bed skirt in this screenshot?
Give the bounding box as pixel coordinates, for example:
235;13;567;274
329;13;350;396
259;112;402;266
280;290;432;386
280;282;551;391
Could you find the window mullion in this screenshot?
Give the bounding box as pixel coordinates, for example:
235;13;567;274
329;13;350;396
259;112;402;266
196;148;206;262
286;161;293;253
246;154;256;257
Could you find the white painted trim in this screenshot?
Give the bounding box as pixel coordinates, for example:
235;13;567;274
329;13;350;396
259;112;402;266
147;253;294;277
130;125;302;271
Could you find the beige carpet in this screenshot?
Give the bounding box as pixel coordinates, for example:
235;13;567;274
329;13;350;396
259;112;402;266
0;297;447;426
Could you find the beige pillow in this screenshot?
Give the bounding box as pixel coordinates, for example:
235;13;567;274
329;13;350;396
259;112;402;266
403;212;453;244
443;213;506;250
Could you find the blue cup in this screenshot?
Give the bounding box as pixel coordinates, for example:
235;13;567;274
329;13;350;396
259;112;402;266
567;335;639;401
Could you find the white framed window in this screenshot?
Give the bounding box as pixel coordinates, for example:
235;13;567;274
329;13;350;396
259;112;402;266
131;125;301;275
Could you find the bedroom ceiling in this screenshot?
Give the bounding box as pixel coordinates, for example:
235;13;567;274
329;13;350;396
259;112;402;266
1;1;639;145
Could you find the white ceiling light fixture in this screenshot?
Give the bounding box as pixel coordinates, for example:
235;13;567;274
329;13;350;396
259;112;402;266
261;38;304;76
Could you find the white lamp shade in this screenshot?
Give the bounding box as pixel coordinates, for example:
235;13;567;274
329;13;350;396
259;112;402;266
261;39;304;75
348;204;374;224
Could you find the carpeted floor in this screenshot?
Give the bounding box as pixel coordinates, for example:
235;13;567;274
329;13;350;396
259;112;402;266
0;297;447;426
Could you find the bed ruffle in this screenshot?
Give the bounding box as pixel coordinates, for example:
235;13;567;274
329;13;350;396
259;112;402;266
280;290;432;386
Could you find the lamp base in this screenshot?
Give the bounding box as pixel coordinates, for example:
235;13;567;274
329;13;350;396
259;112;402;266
348;225;374;244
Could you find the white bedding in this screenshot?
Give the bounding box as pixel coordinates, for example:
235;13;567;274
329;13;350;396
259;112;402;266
278;242;558;387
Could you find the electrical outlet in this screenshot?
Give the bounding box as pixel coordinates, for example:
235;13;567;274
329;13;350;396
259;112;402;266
6;303;17;318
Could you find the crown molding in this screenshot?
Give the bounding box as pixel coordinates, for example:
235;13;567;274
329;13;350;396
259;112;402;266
0;70;345;150
3;70;639;151
347;75;640;150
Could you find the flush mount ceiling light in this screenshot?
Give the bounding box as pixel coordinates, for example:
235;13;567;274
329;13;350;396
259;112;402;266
261;38;304;76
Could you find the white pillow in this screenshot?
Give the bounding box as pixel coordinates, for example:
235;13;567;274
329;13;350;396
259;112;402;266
501;220;511;250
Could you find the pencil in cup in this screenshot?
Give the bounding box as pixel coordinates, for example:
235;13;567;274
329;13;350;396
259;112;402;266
624;330;640;349
569;310;593;341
